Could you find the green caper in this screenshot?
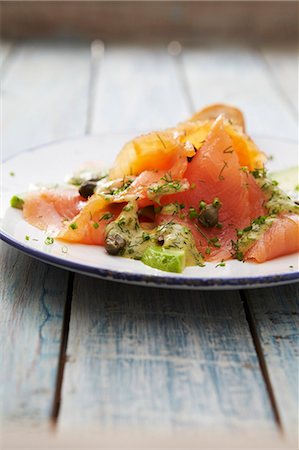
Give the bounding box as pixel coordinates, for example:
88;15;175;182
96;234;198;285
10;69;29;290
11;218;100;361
79;181;97;199
105;233;126;255
198;204;219;228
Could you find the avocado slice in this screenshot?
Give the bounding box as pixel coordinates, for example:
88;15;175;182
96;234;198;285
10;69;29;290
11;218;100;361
141;246;186;273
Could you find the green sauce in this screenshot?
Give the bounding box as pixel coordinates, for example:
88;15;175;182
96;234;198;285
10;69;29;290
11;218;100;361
255;174;299;215
234;171;299;259
105;201;204;269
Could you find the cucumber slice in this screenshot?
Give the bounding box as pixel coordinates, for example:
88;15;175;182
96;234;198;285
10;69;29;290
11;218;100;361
10;195;24;210
270;166;299;192
141;246;186;273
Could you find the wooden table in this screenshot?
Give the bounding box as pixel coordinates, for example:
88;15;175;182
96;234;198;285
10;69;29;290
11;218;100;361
1;38;298;449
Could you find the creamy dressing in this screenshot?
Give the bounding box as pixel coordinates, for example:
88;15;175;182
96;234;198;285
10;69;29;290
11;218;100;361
236;216;275;255
235;173;299;257
105;201;204;266
255;174;299;215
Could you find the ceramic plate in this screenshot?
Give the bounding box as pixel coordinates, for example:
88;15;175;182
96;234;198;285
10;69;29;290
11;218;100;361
1;134;298;289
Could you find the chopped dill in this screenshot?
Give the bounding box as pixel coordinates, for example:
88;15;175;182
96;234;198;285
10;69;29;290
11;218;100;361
99;212;113;221
142;232;150;241
223;146;233;154
189;207;198;219
251;167;267;179
216;261;226;267
218;161;228;180
44;236;54;245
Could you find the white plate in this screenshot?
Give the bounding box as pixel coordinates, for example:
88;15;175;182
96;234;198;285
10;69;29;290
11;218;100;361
1;134;298;289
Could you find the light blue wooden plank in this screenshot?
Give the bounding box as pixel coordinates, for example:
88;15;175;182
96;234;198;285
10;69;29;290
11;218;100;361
244;284;299;439
2;40;90;159
0;241;69;424
59;276;275;430
259;43;298;115
181;42;297;139
91;44;190;134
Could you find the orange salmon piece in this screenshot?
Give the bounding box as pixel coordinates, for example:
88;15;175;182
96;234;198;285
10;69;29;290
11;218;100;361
158;116;266;261
58;195;123;245
245;214;299;263
23;188;86;234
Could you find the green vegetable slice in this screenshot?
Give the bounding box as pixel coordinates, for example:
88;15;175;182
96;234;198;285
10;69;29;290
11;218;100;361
10;195;24;210
141;246;186;273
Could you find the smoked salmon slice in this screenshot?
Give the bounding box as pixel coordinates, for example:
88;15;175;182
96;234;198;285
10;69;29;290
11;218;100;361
23;188;86;234
16;104;298;269
57;196;123;245
157;116;266;261
245;214;299;263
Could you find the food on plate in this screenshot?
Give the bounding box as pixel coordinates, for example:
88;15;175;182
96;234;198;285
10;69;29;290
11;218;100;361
11;104;299;273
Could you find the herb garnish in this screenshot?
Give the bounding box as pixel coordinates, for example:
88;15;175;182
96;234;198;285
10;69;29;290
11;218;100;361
223;146;233;154
99;212;113;221
44;236;54;245
251;167;267;179
216;261;226;267
218;161;228;180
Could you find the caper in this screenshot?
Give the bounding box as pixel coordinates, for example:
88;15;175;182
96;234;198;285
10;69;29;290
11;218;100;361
198;204;219;228
105;233;126;255
79;181;97;199
157;235;164;246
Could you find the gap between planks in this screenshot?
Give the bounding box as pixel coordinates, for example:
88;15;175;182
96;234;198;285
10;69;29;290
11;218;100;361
51;272;74;424
51;39;98;423
240;290;283;433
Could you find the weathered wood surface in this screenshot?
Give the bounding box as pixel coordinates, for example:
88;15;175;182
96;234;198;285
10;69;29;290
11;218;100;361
244;284;299;436
2;40;90;159
59;278;275;429
181;43;298;139
1;37;298;448
91;44;190;134
0;39;88;428
0;242;69;424
259;43;298;115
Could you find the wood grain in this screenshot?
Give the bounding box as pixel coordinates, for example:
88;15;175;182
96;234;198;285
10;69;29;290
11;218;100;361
0;242;69;424
1;36;298;448
91;44;189;134
244;284;299;438
1;39;89;429
180;43;298;139
2;40;90;159
59;277;275;430
259;43;298;115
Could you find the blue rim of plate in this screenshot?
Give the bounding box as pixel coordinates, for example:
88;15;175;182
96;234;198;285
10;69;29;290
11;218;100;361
1;229;298;289
1;135;299;290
